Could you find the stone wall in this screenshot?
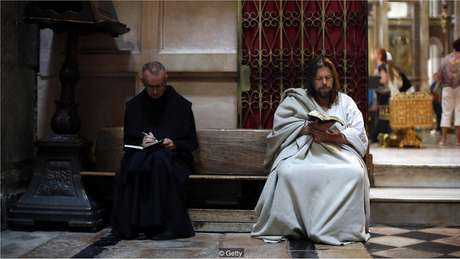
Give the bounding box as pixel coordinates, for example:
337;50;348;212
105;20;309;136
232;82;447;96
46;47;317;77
37;1;238;144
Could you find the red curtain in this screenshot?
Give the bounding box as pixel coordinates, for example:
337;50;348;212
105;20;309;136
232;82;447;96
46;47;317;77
240;0;368;129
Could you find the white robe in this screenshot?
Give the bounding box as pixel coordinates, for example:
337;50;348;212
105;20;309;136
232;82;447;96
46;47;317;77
251;88;370;245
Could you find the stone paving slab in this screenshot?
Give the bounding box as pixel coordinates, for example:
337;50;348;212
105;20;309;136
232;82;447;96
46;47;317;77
137;247;219;258
220;233;289;258
98;244;218;258
372;247;442;258
370;144;460;166
20;229;109;258
2;225;460;258
1;230;61;258
315;242;372;258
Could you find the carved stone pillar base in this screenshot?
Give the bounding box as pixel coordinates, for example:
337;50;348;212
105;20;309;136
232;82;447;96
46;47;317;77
8;135;104;230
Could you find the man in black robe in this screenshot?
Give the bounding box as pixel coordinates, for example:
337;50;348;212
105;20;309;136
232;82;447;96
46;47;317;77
112;61;197;240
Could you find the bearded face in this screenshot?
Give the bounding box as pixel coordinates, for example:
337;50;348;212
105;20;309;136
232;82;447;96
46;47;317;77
313;66;334;99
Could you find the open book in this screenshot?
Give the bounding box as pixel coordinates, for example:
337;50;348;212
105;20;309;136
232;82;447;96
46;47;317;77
307;110;344;126
124;139;163;151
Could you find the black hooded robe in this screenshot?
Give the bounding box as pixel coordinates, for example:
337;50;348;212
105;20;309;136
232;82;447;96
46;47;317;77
111;86;197;239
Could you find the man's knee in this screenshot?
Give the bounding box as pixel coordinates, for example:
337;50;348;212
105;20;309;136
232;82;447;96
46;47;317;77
344;166;365;184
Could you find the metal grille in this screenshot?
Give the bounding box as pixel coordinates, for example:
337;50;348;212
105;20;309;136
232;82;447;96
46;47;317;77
239;0;368;128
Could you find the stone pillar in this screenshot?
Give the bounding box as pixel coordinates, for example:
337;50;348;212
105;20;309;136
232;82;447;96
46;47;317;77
419;0;430;91
455;0;460;40
376;0;389;50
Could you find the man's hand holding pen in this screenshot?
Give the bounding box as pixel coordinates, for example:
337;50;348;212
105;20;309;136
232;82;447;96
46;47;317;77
142;132;176;150
142;132;157;148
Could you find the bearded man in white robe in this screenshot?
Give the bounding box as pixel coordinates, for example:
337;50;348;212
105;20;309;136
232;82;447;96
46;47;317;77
251;57;370;245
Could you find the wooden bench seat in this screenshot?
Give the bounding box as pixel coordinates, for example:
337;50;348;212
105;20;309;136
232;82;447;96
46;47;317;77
81;127;373;231
87;127;270;176
83;126;373;182
83;126;372;179
81;171;267;181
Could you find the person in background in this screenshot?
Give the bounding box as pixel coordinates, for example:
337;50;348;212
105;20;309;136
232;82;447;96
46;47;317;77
386;53;414;96
430;72;442;134
369;48;391;142
438;38;460;146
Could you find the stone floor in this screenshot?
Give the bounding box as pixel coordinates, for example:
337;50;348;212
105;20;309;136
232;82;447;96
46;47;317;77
2;130;459;258
370;143;460;166
2;226;460;258
369;129;460;166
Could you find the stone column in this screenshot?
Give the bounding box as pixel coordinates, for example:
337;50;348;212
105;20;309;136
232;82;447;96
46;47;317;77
376;0;389;50
419;0;430;91
455;0;460;40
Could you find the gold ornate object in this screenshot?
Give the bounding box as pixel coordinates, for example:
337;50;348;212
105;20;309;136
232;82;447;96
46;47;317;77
389;92;433;148
377;130;404;148
379;105;390;120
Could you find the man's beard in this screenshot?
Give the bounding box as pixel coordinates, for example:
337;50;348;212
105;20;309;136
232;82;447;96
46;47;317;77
317;87;332;99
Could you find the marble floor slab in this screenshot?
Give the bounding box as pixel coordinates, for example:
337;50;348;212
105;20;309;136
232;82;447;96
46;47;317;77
0;230;61;258
370;144;460;166
370;187;460;201
1;225;459;258
370;129;460;166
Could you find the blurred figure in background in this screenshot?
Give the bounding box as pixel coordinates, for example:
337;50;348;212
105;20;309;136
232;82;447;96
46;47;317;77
430;72;442;134
386;55;414;96
369;48;391;143
438;38;460;146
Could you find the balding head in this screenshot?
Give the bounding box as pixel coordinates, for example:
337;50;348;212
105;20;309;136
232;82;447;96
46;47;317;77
141;62;168;99
142;61;166;75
